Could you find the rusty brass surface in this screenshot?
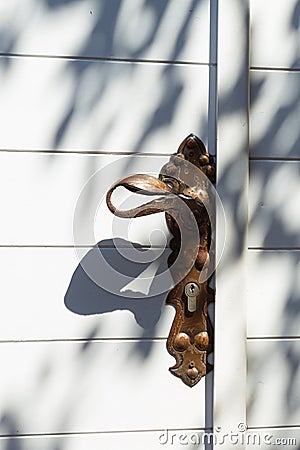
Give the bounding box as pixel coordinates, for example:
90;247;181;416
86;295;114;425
106;134;215;387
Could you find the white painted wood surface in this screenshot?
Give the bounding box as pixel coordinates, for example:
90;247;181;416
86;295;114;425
3;0;300;445
0;247;174;341
0;431;210;450
247;340;300;428
250;71;300;158
0;153;170;246
247;251;300;338
0;58;210;153
0;427;298;450
251;0;300;69
249;161;300;248
0;0;211;63
248;0;300;439
0;0;214;446
0;341;209;435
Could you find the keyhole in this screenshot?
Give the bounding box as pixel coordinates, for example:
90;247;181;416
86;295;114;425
185;282;199;313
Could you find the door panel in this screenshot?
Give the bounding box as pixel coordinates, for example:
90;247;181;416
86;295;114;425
247;251;300;338
0;0;211;63
0;431;209;450
0;58;210;153
250;71;300;158
0;153;171;246
0;0;214;446
251;0;300;68
0;341;209;434
0;247;174;340
249;161;300;248
247;0;300;443
247;340;300;428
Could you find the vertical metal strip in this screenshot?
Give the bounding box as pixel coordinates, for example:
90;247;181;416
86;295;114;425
205;0;219;440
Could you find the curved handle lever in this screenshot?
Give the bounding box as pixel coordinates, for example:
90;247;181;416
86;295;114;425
106;134;215;387
106;174;175;218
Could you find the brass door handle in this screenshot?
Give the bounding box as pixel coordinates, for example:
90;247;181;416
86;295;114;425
106;134;215;387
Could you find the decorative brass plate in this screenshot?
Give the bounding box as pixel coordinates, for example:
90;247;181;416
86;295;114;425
106;134;215;387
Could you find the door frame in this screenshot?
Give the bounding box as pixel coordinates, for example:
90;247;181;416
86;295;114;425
214;0;249;447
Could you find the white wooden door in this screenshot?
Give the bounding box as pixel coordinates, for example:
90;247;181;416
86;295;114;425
0;1;215;449
1;1;299;449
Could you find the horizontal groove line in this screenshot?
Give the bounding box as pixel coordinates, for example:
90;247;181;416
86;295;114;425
247;337;300;341
0;427;211;439
248;247;300;251
247;425;300;431
0;245;169;249
7;338;298;346
250;66;300;73
0;52;214;67
250;157;300;162
0;148;173;157
0;338;167;344
1;246;298;252
6;245;300;251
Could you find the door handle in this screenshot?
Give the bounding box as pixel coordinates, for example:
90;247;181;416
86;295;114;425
106;134;215;387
